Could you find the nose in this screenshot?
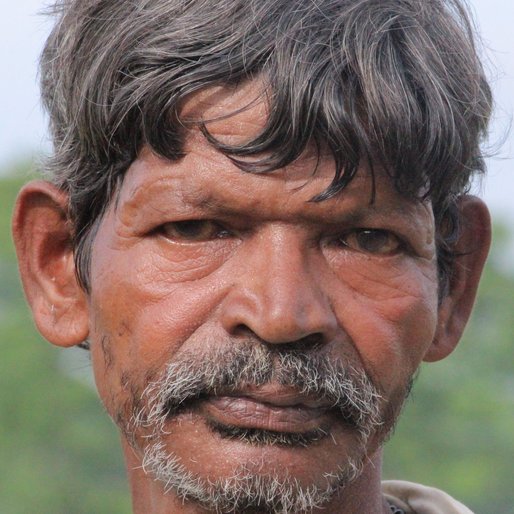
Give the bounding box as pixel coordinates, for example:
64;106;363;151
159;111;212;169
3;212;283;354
220;226;338;345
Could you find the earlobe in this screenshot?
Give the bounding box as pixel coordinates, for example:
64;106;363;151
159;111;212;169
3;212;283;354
12;180;89;347
424;195;491;362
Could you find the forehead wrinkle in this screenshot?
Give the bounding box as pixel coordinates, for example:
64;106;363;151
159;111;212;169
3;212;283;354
118;144;434;237
119;167;434;237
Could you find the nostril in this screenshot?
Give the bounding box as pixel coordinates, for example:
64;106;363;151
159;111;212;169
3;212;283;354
219;267;338;344
230;326;326;351
265;333;326;352
231;324;257;338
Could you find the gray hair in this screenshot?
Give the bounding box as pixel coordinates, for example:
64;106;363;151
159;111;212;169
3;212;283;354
40;0;492;291
126;342;386;513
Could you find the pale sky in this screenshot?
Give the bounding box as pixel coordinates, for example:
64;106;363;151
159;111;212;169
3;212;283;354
1;0;513;222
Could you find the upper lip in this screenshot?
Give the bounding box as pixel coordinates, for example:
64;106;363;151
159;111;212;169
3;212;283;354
216;384;333;410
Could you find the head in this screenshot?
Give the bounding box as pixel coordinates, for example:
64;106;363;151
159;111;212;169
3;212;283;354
13;0;492;512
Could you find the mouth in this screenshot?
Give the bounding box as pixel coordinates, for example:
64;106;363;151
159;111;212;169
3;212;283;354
181;384;340;438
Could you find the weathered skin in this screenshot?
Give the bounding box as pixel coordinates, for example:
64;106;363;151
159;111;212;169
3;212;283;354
12;83;491;513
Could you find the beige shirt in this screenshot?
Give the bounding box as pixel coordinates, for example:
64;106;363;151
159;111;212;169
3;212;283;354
382;481;474;514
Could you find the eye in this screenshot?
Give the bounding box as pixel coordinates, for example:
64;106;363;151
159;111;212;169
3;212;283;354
158;220;230;242
338;229;403;255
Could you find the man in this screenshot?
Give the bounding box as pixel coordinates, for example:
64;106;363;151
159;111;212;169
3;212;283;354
12;0;492;512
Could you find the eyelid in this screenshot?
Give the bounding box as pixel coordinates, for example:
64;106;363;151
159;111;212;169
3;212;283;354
336;228;407;256
157;219;231;243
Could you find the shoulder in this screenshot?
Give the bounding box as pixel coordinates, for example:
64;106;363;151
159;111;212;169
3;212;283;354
382;480;474;514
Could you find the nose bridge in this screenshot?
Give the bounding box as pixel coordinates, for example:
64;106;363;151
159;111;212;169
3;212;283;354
262;228;316;318
221;225;338;344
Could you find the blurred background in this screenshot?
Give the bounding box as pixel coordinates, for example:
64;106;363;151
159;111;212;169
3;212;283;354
0;1;513;513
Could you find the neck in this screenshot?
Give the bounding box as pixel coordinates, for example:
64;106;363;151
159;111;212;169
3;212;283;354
122;438;391;514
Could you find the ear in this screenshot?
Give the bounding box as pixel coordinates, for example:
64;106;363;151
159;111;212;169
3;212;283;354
12;180;89;347
423;195;491;362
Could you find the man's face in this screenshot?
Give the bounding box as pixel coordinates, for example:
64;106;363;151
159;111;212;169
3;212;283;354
87;86;439;511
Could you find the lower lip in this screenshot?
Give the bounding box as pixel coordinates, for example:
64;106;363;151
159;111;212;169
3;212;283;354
198;396;332;433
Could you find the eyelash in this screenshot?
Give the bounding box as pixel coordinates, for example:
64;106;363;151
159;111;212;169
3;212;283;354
156;220;407;256
334;229;406;256
157;220;231;242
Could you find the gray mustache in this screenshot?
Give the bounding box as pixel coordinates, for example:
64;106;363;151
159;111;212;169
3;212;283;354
139;343;383;436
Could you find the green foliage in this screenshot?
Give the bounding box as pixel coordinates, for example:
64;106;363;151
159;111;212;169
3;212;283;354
1;163;513;513
383;226;514;514
0;168;130;514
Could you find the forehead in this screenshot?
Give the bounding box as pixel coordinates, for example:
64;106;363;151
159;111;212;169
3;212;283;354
125;143;408;221
118;82;433;228
179;81;269;143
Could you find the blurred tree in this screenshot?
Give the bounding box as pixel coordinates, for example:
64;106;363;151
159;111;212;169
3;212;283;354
384;218;514;514
0;167;130;514
1;162;513;513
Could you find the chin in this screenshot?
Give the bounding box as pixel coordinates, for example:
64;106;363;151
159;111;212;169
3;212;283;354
130;408;375;514
112;343;402;512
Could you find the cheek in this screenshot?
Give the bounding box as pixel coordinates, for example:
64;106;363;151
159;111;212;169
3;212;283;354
330;257;439;389
88;243;230;414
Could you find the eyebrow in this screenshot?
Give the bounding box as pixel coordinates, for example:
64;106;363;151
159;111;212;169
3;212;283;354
130;184;420;233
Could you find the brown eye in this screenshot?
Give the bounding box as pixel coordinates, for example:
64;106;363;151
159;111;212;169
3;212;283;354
159;220;229;242
340;229;402;255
